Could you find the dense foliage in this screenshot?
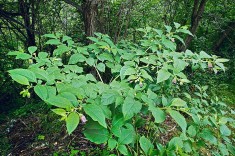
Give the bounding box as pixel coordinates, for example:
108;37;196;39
8;24;234;155
0;0;234;155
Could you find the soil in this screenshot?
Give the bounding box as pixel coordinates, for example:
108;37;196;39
0;113;100;156
0;109;178;156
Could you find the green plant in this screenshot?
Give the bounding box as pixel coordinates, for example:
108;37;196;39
8;23;234;155
37;134;45;140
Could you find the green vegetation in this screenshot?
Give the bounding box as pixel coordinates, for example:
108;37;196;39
0;0;234;155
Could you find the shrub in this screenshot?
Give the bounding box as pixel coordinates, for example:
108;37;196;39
8;23;234;155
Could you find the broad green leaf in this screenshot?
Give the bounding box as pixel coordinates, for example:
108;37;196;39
118;145;128;155
34;85;48;100
46;86;56;97
86;74;97;82
137;28;145;32
147;89;158;100
169;137;183;148
64;65;83;74
183;141;192;153
154;29;163;36
51;108;67;117
157;69;171;83
140;57;157;65
101;90;120;105
177;29;193;36
38;52;48;59
162;36;176;51
141;94;154;106
115;96;124;107
97;63;105;72
16;53;31;60
66;112;80;135
28;46;37;54
124;67;136;76
96;81;109;94
174;22;181;29
98;53;114;62
43;34;57;39
9;73;29;85
139;136;154;155
215;58;229;63
124;61;135;66
199;51;211;58
86;57;95;66
87;36;99;43
96;104;112;119
108;138;117;150
84;84;97;99
122;97;142;120
162;95;168;106
140;69;153;81
54;45;70;55
219;143;229;156
187;125;197;137
174;35;185;45
111;115;125;137
219;117;228;125
220;124;231;136
83;104;107;128
173;58;187;73
62;35;72;42
59;92;79;107
168;109;187;132
120;66;129;80
118;124;135;144
171;98;187;107
84;121;109;144
149;104;166;123
215;62;225;71
97;41;109;47
106;62;114;69
199;128;217;145
110;80;130;92
30;68;49;80
121;53;135;60
71;79;87;89
77;47;88;55
68;53;86;64
8;51;22;56
9;69;37;82
45;39;61;45
165;25;172;32
46;95;73;108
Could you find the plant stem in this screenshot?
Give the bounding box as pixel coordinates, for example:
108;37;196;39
94;64;104;83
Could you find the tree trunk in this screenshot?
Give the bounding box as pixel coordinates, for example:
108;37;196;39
63;0;100;42
19;0;36;47
82;0;99;39
179;0;207;51
213;21;235;53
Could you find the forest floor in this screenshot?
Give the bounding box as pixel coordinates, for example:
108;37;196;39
0;103;101;156
0;103;177;156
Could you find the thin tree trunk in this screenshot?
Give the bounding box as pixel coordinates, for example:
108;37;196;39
19;0;36;47
179;0;207;51
213;21;235;53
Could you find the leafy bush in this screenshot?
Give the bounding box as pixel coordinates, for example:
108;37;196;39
8;23;234;155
